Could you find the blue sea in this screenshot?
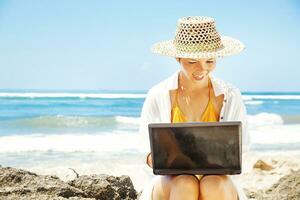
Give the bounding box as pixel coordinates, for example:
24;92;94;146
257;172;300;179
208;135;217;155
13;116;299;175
0;90;300;189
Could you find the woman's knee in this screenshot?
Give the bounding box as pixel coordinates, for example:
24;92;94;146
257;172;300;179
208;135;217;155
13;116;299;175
153;175;173;199
199;175;237;200
200;175;225;192
153;175;199;200
171;175;199;192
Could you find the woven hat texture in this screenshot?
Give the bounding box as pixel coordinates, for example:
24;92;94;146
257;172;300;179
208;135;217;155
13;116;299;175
151;16;245;59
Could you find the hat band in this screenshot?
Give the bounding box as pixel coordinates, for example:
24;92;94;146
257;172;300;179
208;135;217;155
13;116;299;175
173;40;223;52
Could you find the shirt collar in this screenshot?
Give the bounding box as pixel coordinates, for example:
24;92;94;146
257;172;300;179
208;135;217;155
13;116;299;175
166;69;226;96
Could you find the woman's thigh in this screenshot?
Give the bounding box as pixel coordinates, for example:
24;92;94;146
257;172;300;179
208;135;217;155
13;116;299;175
199;175;238;200
152;175;199;200
152;175;173;200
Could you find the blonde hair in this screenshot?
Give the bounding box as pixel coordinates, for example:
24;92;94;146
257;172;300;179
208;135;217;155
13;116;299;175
175;57;181;63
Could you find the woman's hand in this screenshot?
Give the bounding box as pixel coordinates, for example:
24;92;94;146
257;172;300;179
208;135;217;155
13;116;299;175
146;153;153;168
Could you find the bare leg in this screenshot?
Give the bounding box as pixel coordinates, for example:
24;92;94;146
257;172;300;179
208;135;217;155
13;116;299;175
152;175;173;200
169;175;199;200
152;175;199;200
199;175;238;200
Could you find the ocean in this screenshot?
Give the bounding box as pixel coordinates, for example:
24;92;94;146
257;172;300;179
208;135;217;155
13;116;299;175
0;90;300;190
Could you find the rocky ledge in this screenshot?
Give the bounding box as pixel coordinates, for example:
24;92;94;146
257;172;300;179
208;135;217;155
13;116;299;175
245;169;300;200
1;165;300;200
0;166;139;200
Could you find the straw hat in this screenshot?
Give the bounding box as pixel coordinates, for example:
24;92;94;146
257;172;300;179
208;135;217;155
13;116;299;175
151;16;245;59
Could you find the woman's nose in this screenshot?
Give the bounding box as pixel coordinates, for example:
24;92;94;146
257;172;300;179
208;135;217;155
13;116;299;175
194;61;206;70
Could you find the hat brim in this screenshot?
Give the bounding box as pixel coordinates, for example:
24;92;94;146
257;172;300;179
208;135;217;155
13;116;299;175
151;36;245;59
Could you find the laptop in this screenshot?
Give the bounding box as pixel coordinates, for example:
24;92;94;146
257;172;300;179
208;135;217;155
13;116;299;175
148;121;242;175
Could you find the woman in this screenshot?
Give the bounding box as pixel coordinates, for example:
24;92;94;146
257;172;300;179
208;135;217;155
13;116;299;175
139;16;250;200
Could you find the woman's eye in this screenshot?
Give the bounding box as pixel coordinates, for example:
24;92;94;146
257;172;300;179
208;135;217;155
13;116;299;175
188;62;196;64
207;61;214;63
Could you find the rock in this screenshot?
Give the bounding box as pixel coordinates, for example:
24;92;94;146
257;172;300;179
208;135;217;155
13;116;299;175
68;174;138;200
244;188;262;199
246;170;300;200
137;190;142;199
0;167;91;200
0;166;138;200
253;159;274;171
271;159;278;165
264;169;300;200
3;194;95;200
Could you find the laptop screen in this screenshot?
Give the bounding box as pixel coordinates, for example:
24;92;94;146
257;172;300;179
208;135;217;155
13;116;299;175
149;123;241;174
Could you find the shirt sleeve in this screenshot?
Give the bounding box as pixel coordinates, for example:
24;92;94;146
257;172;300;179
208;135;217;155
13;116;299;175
231;88;251;155
138;88;159;160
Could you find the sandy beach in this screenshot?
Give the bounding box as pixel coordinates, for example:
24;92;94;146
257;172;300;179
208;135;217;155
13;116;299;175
239;151;300;190
1;150;300;199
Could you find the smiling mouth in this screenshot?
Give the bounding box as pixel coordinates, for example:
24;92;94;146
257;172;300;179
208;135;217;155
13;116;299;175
192;72;205;80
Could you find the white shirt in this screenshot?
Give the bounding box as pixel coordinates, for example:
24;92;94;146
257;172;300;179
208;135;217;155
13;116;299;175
138;69;250;200
138;69;250;157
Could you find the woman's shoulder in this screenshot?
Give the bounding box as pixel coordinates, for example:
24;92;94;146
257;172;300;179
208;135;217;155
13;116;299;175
143;79;168;108
146;72;177;96
210;74;243;99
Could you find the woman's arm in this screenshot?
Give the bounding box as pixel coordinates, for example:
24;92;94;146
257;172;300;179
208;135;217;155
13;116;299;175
138;88;159;167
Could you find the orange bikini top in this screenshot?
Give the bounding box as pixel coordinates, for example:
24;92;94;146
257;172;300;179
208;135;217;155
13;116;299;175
171;77;219;123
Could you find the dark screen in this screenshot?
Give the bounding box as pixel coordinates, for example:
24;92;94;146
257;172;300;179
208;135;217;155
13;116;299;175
151;125;240;170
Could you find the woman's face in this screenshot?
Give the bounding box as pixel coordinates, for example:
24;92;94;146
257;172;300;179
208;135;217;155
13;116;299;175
176;57;216;82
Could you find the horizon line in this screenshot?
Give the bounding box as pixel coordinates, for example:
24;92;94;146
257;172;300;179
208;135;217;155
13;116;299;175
0;88;300;94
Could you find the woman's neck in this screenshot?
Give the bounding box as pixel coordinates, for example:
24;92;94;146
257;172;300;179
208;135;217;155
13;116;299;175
178;71;210;93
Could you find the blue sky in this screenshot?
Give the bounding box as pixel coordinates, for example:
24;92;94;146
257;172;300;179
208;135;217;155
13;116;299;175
0;0;299;92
